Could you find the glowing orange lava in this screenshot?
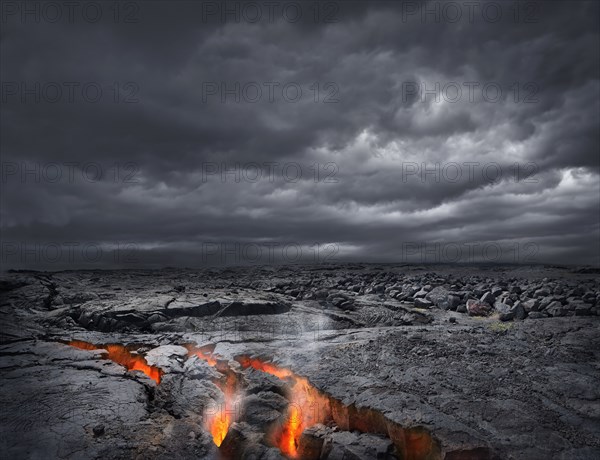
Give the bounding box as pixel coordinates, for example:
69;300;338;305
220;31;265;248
237;357;331;458
184;343;219;366
67;340;162;383
65;342;437;458
237;356;294;380
185;344;240;448
208;410;230;447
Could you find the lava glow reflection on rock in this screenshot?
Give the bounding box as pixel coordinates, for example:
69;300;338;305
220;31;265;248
237;356;332;458
184;344;242;448
65;340;438;459
207;406;230;448
184;345;325;457
67;340;163;383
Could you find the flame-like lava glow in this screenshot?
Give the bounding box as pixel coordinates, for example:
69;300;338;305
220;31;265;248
185;344;218;366
237;357;332;458
205;371;239;447
208;409;230;447
282;404;302;456
67;340;162;383
185;344;241;448
65;341;438;458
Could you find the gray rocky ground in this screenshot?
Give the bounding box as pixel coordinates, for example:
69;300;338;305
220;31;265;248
1;264;599;459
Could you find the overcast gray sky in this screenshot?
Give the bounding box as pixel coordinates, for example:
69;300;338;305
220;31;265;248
1;0;599;268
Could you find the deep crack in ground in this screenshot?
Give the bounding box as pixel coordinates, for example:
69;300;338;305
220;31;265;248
62;340;439;459
1;264;599;459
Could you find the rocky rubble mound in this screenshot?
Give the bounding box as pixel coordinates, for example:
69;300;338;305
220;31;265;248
259;266;600;320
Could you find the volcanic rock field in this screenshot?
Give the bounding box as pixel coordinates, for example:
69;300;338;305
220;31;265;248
1;264;599;459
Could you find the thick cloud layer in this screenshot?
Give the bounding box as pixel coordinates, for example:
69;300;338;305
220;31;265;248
1;0;599;268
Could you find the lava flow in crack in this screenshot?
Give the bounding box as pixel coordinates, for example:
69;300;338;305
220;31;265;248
67;340;163;383
65;341;437;459
186;348;331;458
236;356;332;458
185;344;242;447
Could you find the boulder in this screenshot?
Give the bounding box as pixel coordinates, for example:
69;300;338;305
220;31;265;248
426;287;460;310
491;286;504;297
480;291;495;305
546;300;566;317
534;288;550;298
574;303;593;316
466;299;492;316
414;289;428;299
510;301;527;320
241;391;288;432
414;298;433;308
522;299;539;312
527;311;546;319
494;303;514;321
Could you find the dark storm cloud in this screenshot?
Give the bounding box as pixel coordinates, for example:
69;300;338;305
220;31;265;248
1;0;599;268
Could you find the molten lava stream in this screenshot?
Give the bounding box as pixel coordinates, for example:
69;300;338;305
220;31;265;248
207;408;230;447
185;344;241;448
280;404;302;457
67;340;162;383
237;356;332;458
